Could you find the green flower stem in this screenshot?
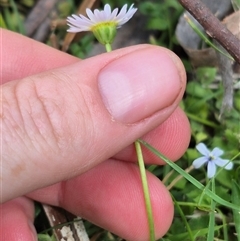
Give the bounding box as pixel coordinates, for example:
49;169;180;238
207;178;216;241
104;44;155;240
185;112;219;128
105;43;112;52
172;195;194;241
135;140;155;241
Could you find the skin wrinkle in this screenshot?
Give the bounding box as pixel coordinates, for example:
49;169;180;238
34;72;70;152
31;68;99;173
57;76;98;162
3;82;45;178
15;77;60;159
15;79;47;145
29;81;59;153
54;66;117;171
70;82;96;155
3;85;26;144
2;85;35;178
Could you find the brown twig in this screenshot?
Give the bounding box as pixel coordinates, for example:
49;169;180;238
62;0;100;52
177;0;240;64
42;204;89;241
24;0;59;37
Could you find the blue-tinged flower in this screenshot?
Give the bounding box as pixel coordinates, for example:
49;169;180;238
66;4;137;45
192;143;233;178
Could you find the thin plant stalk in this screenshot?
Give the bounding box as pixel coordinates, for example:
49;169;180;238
207;178;216;241
184;14;234;61
135;140;155;241
172;195;194;241
105;44;155;241
105;43;112;52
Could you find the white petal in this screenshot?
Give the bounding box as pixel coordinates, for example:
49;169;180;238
211;147;224;157
116;7;137;25
117;4;128;19
79;14;92;21
67;24;89;31
214;158;233;170
196;143;210;157
67;18;92;30
94;9;103;23
109;8;118;20
117;8;137;25
86;8;98;23
192;156;208;169
104;4;111;15
99;10;109;21
67;16;91;26
207;161;216;178
67;26;84;32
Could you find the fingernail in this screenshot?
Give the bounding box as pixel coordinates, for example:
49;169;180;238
98;48;183;123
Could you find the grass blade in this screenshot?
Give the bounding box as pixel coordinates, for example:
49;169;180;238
139;139;240;211
231;180;240;241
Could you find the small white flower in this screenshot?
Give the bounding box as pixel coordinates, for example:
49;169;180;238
67;4;137;32
192;143;233;178
66;4;137;45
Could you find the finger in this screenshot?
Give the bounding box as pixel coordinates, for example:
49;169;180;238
2;43;186;203
2;29;190;164
28;159;173;241
115;107;190;163
2;29;78;83
0;197;36;241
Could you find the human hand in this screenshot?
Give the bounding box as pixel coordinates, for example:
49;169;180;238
1;29;190;241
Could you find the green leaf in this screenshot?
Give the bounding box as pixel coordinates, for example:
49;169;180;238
231;180;240;241
167;225;222;241
0;14;7;29
231;0;240;11
196;67;217;84
37;234;56;241
147;17;169;30
207;178;216;241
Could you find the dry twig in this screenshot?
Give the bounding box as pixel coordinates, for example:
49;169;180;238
177;0;240;64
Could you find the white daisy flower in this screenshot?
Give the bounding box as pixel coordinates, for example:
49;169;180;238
192;143;233;178
66;4;137;46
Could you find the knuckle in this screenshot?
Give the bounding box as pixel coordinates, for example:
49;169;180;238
2;72;96;163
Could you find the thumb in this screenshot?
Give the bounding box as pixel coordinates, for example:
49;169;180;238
2;45;185;202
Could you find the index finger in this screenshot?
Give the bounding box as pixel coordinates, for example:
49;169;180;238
2;29;79;83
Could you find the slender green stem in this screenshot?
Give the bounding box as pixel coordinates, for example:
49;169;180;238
185;112;219;128
207;178;216;241
184;14;234;61
105;43;112;52
104;44;154;240
135;140;155;241
218;209;228;241
172;195;194;241
176;201;211;210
